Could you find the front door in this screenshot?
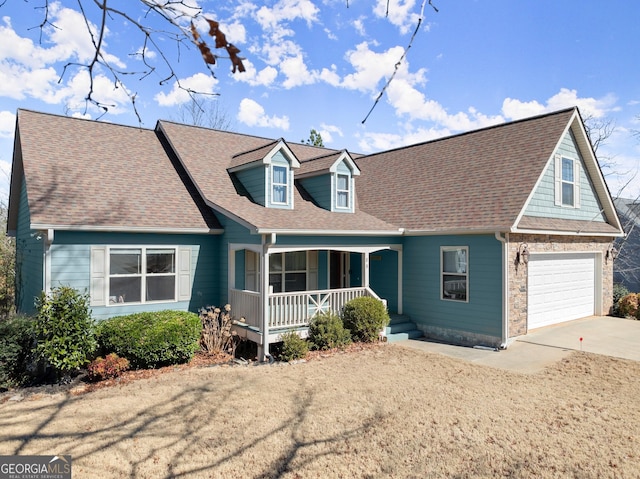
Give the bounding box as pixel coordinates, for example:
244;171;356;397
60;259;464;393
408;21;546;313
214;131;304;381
329;251;349;289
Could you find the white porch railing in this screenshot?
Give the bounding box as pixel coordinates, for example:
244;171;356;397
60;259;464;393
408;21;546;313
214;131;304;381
229;287;378;332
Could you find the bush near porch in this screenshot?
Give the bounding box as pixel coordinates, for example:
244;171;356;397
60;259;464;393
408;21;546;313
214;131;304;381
341;297;390;343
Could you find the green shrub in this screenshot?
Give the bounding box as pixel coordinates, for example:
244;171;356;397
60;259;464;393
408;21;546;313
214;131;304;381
0;315;37;388
87;353;130;381
617;293;639;319
308;311;352;350
34;287;97;377
277;331;309;362
612;284;631;317
342;297;390;343
96;310;201;369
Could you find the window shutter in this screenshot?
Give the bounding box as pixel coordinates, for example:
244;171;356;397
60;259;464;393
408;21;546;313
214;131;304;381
90;246;106;306
554;154;562;206
307;250;318;290
574;160;581;208
178;247;192;301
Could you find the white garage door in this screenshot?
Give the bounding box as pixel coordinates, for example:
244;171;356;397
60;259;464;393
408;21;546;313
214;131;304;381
528;253;596;330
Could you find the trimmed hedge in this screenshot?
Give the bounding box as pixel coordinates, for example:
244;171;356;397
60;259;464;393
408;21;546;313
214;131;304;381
278;331;309;362
342;297;390;343
96;310;201;369
308;311;352;350
0;315;37;388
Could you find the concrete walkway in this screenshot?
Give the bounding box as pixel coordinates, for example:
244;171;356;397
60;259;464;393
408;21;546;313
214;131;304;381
395;316;640;373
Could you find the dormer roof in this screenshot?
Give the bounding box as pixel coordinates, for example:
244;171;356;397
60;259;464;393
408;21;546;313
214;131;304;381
297;150;360;179
228;138;300;172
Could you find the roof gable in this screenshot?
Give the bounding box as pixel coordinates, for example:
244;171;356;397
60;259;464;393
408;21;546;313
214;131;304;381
228;138;301;172
356;107;622;235
8;110;221;233
297;150;360;179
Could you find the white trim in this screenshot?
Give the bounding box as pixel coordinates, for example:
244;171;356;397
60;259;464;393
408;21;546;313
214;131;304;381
270;164;290;206
440;246;469;303
97;245;182;307
510;227;624;237
265;244;392;254
255;228;404;236
30;224;220;234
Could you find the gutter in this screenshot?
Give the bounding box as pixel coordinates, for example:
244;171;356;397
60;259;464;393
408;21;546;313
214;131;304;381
494;232;509;349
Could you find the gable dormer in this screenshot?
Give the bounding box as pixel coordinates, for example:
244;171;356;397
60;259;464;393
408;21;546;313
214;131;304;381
297;150;360;213
228;139;300;209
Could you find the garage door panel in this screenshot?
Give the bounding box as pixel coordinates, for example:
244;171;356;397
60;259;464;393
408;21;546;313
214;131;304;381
528;253;595;329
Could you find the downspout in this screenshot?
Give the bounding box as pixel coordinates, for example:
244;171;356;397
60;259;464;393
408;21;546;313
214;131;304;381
43;229;54;294
494;232;509;349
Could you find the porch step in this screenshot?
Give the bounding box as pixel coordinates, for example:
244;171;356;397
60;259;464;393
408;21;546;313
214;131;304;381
385;314;423;343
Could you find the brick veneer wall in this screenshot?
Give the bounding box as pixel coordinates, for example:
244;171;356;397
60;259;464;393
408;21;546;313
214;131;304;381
507;234;613;338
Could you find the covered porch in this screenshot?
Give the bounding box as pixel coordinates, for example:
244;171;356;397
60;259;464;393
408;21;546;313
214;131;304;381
227;241;402;359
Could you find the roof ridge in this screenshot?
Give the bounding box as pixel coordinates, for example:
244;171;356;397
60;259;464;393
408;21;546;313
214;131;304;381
358;106;577;161
18;108;156;133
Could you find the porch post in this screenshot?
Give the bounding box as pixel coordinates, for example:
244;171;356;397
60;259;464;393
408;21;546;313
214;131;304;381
363;252;370;288
259;237;271;361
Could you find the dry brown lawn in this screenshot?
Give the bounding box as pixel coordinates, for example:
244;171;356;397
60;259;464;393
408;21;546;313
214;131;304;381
1;344;639;478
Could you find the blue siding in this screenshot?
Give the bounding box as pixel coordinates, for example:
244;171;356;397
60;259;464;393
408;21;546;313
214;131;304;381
235;166;266;206
403;235;503;339
216;215;259;303
369;249;398;312
15;178;44;314
50;231;219;320
525;130;606;221
300;175;331;210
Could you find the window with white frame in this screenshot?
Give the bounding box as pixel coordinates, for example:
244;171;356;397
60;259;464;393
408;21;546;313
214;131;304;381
555;155;580;208
336;174;350;208
269;251;307;293
561;157;575;206
272;165;289;204
441;247;468;302
109;247;176;304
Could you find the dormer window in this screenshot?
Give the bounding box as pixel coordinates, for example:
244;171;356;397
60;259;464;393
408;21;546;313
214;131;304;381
272;165;289;205
336;174;350;208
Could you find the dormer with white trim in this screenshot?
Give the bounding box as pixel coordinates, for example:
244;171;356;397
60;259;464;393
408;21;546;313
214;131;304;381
297;150;360;213
228;139;300;210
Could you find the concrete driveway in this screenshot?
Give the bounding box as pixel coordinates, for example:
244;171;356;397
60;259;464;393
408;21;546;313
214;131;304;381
396;316;640;373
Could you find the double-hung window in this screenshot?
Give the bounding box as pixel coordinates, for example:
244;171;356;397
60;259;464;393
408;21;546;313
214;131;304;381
269;251;307;293
272;165;289;204
555;155;580;208
561;157;575;206
441;247;468;302
336;174;350;208
109;247;176;304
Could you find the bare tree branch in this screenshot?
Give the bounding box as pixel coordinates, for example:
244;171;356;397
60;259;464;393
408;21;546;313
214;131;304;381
362;0;438;124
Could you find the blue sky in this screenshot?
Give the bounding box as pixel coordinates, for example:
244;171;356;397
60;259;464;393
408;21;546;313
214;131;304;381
1;0;639;201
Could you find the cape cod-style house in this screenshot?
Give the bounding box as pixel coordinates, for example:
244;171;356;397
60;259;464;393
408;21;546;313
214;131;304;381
8;107;624;359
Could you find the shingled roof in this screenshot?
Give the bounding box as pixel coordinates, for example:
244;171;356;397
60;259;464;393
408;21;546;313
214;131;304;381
355;107;619;233
157;121;400;234
8;110;220;233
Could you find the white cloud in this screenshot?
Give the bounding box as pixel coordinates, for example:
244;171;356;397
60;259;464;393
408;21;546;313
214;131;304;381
0;111;16;139
255;0;319;30
353;18;366;36
280;54;316;88
373;0;421;35
237;98;290;130
233;59;278;87
318;123;343;144
357;126;451;153
342;43;406;92
154;73;219;107
502;88;618;120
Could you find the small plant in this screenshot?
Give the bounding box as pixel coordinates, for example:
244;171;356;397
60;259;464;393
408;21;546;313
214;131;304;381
199;304;238;355
612;284;631;317
342;297;390;343
617;293;639;319
0;315;37;388
96;310;201;369
33;286;97;378
308;311;352;350
87;353;130;381
278;331;309;362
